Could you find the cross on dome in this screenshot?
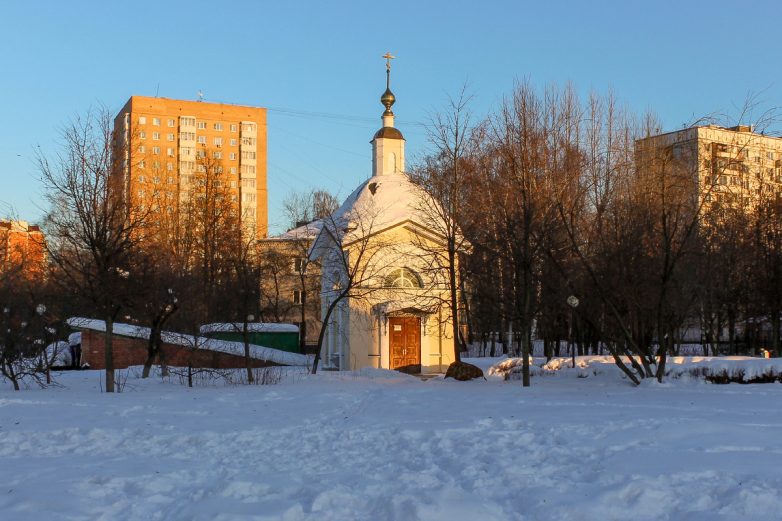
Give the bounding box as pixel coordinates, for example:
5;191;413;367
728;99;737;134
381;52;396;116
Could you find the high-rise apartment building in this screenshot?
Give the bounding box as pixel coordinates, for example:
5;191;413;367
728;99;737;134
113;96;268;239
636;125;782;212
0;220;45;278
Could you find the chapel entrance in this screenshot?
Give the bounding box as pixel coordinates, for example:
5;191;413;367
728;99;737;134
389;316;421;374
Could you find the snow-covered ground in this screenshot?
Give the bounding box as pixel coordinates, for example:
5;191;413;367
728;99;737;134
1;359;781;521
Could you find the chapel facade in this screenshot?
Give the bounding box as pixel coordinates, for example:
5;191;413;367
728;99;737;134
309;56;458;374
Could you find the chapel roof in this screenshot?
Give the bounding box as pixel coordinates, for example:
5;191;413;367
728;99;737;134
373;126;405;140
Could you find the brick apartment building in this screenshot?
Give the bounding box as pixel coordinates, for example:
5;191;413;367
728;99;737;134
112;96;268;240
0;220;45;278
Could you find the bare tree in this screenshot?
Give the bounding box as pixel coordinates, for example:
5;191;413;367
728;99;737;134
283;188;340;229
309;204;390;374
411;87;478;365
38;108;146;392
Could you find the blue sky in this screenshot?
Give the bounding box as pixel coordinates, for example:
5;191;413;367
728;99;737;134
1;0;780;233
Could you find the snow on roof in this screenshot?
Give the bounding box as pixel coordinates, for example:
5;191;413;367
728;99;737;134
309;173;445;257
66;318;309;367
272;219;323;241
199;323;299;334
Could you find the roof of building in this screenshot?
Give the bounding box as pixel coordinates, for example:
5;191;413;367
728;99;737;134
269;219;324;241
373;126;405;140
639;124;782;142
309;172;446;256
199;323;299;334
66;318;309;367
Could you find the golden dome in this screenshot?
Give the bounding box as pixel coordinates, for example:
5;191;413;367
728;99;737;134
381;87;396;114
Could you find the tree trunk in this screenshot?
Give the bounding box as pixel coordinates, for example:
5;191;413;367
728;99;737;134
521;327;531;387
105;315;115;393
299;276;307;353
772;309;781;357
311;290;346;375
449;249;462;363
142;320;162;379
727;311;736;356
243;320;254;383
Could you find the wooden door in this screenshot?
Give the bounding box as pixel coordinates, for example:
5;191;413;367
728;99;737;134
389;317;421;374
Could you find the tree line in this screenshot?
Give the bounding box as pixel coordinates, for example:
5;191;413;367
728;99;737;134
414;82;782;385
1;108;335;391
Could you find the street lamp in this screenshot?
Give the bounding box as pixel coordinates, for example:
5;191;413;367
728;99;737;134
567;295;580;369
36;304;51;383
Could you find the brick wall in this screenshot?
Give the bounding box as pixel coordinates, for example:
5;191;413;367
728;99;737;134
81;330;278;369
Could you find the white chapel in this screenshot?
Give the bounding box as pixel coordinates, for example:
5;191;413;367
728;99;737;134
309;55;458;374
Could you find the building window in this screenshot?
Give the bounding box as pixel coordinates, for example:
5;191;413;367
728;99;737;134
152;117;160;126
167;133;175;141
241;151;256;160
197;150;206;158
180;117;195;127
138;145;145;153
241;137;256;146
229;167;237;174
292;257;305;273
214;137;223;146
139;131;146;139
214;123;223;131
138;175;145;183
384;268;423;288
243;123;255;133
180;131;195;141
229;152;237;160
167;147;174;157
241;165;256;175
241;178;255;188
139;160;145;169
293;290;302;305
166;162;173;171
214;151;222;159
197;121;207;130
230;138;237;146
197;136;207;144
152;146;160;155
230;124;237;132
167;119;175;127
152;132;160;140
138;116;146;124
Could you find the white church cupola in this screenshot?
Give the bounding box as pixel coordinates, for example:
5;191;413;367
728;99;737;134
372;52;405;177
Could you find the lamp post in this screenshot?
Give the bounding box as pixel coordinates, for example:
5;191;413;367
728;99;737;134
36;304;51;384
566;295;580;369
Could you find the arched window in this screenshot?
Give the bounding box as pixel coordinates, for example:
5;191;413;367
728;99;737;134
387;152;397;173
384;268;423;288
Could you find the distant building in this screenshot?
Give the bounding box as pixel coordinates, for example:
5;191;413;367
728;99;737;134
112;96;268;240
258;220;323;351
636;125;782;212
0;220;45;278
